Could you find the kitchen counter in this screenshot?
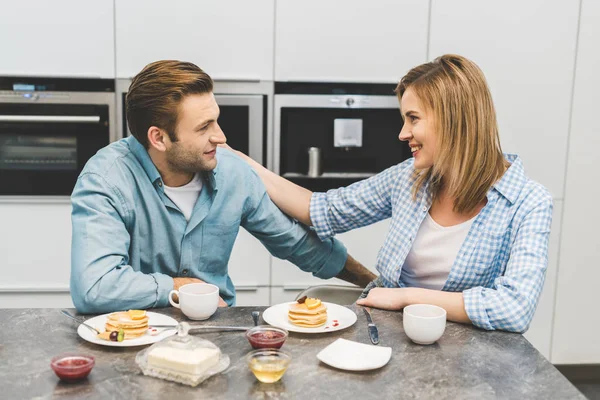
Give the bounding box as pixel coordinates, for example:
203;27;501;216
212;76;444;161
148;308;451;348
0;307;584;400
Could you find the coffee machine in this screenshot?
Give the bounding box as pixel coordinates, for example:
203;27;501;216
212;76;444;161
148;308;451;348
273;82;411;192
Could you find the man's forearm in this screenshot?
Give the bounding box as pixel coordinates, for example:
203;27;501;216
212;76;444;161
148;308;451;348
335;254;377;288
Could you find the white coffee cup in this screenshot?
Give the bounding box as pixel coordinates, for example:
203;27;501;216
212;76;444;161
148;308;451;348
403;304;447;345
168;283;219;320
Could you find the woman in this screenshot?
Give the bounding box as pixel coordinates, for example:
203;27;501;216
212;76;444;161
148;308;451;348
230;54;553;333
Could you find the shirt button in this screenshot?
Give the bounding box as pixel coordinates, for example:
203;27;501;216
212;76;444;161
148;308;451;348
182;269;188;275
422;206;427;212
158;181;163;187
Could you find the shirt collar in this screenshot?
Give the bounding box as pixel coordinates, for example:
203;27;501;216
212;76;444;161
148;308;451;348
126;136;163;186
127;135;220;191
491;153;527;204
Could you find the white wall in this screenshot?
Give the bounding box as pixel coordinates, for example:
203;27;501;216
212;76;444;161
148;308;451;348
552;0;600;365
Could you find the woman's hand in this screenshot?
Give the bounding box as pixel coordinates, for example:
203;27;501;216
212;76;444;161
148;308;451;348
356;288;408;310
357;287;472;324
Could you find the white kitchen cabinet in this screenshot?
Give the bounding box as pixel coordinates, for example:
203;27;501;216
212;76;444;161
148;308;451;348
523;200;562;360
275;0;429;83
0;0;115;78
115;0;275;80
270;287;302;306
271;220;389;288
228;228;271;288
551;0;600;365
234;287;270;307
0;293;73;309
429;0;579;199
0;201;72;307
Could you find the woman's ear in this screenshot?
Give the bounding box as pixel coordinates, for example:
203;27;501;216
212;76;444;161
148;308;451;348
147;126;168;152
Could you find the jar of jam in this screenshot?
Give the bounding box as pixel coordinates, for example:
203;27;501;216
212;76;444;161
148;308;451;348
245;325;288;349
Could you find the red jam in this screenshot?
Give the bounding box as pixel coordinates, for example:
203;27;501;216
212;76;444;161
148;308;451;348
246;326;288;349
51;355;95;382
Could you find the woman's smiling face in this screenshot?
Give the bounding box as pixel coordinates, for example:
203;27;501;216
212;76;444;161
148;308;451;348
398;87;437;170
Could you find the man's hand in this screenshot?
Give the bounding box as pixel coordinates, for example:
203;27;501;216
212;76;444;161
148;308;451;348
173;277;204;290
335;254;377;288
172;277;228;307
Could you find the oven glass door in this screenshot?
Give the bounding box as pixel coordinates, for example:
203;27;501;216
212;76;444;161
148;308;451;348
0;103;110;196
214;94;264;165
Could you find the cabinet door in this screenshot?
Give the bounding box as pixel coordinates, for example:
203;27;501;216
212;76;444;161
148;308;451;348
271;220;389;288
552;0;600;364
523;200;562;360
115;0;275;79
0;0;115;78
0;202;72;307
227;228;271;288
235;287;270;307
275;0;429;83
270;287;302;306
429;0;579;199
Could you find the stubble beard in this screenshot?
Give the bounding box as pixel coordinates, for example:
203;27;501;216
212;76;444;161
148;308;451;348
166;143;216;174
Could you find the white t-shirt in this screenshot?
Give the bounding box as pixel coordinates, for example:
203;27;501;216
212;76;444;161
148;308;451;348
401;212;476;290
163;173;203;221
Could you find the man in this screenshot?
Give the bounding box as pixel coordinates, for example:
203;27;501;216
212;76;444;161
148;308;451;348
70;60;375;313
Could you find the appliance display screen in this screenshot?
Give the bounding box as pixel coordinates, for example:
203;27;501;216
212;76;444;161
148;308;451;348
13;83;50;91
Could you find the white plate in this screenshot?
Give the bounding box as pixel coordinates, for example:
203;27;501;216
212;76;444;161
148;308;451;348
262;302;357;333
77;312;178;347
317;338;392;371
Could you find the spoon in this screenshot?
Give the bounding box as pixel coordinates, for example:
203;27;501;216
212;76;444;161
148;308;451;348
252;311;260;326
60;309;101;335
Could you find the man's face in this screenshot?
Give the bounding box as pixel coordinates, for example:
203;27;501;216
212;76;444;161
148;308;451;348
165;93;226;173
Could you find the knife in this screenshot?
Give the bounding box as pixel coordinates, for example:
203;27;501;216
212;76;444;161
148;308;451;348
362;307;380;345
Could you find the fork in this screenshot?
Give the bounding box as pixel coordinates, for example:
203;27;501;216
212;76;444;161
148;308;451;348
60;309;101;335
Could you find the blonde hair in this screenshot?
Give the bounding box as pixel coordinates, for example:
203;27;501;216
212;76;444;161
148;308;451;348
395;54;507;213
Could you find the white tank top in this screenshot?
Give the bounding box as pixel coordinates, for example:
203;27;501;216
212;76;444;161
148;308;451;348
401;212;476;290
163;173;203;221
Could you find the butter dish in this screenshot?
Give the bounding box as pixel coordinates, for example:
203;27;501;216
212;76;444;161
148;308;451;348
136;322;230;387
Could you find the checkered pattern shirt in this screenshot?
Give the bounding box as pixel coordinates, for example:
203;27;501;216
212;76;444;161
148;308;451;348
310;154;553;333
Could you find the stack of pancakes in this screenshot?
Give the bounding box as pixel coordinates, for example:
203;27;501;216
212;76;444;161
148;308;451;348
288;300;328;328
104;311;149;339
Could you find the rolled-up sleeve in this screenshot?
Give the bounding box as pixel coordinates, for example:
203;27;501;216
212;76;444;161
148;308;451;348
241;172;347;279
463;194;553;333
309;164;399;241
70;173;173;313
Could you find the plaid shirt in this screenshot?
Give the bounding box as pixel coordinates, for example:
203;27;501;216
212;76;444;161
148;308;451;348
310;154;553;333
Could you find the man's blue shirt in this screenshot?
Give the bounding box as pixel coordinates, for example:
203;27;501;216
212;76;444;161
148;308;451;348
70;136;347;313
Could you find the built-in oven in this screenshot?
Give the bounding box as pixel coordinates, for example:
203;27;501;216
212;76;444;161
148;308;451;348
116;79;268;165
0;77;116;197
274;82;411;192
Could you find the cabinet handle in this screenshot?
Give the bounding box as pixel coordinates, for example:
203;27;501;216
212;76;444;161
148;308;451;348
236;285;259;292
0;115;100;123
0;285;69;293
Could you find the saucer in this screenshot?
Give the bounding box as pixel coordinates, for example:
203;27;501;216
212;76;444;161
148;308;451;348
316;338;392;371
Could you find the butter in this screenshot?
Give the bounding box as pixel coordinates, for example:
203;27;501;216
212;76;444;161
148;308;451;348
147;346;220;376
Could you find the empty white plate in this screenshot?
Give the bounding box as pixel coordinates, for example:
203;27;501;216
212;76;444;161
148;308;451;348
316;338;392;371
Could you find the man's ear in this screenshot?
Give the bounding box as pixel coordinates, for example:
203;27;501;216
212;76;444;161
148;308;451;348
147;126;168;152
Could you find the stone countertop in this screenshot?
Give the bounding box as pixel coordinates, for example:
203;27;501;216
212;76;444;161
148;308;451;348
0;307;584;400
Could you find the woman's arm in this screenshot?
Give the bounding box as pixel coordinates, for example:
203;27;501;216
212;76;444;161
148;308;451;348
224;145;313;225
225;144;400;240
357;288;471;324
358;192;553;333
